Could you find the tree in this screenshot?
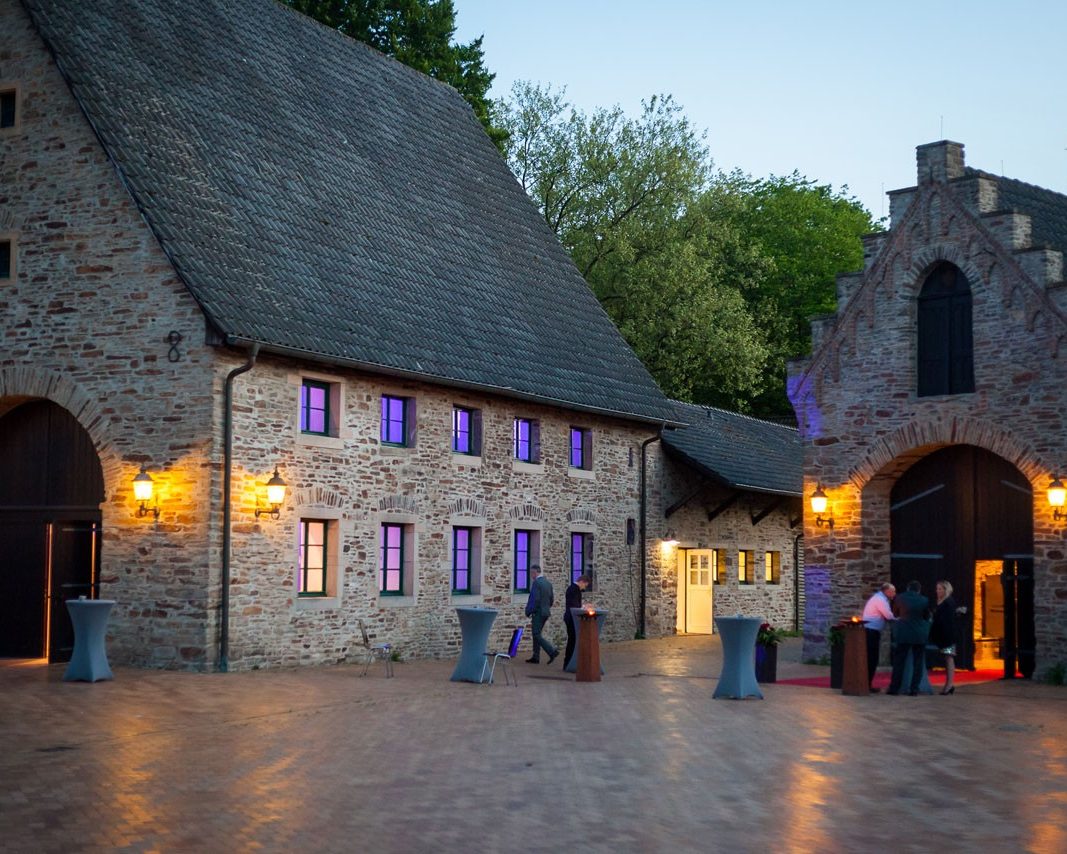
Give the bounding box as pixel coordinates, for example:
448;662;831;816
284;0;504;146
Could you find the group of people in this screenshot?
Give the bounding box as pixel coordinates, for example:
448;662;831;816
862;579;960;695
523;565;591;669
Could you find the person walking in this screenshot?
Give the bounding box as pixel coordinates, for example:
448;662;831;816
562;573;591;669
887;580;931;696
931;580;959;695
861;582;896;692
524;565;558;665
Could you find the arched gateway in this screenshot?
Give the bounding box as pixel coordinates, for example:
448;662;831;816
0;400;104;661
890;444;1034;676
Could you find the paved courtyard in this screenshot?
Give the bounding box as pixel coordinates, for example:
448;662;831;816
2;635;1066;853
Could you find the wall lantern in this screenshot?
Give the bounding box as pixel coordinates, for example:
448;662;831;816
133;465;160;519
256;467;288;520
810;484;834;529
1049;477;1066;521
663;529;679;546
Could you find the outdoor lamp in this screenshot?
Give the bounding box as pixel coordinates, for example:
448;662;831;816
133;465;159;519
1049;477;1066;521
256;467;288;520
663;529;679;546
810;484;834;529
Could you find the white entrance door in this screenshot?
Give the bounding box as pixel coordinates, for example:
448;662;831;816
685;550;713;634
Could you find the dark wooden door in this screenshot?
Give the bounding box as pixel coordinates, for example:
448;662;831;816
0;401;104;660
890;444;1033;673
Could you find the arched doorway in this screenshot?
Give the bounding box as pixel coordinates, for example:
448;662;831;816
0;400;104;661
890;444;1034;677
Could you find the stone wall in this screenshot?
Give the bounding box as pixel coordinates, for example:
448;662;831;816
788;141;1067;670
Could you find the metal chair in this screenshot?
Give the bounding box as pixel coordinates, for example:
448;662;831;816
480;626;524;686
359;619;394;677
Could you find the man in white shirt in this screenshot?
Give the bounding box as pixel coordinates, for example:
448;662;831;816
862;582;896;692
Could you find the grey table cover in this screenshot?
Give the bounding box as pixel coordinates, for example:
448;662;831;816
451;606;498;682
63;599;115;682
713;615;763;699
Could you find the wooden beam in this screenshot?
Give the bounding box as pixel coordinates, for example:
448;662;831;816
751;496;786;526
665;484;708;519
706;492;741;522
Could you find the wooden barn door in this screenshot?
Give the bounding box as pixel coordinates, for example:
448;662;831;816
0;401;104;661
891;445;1033;675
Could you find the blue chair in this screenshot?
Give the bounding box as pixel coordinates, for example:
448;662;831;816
481;627;524;686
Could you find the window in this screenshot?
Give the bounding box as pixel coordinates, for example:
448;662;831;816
0;239;10;280
738;550;754;585
917;262;974;397
513;529;540;592
298;520;328;596
300;380;331;436
452;406;481;455
571;532;593;584
0;88;17;131
712;548;727;585
513;418;541;463
379;523;405;595
569;427;592;470
380;395;413;446
452;526;473;593
765;551;781;585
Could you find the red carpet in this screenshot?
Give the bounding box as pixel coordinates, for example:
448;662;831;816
777;669;1010;688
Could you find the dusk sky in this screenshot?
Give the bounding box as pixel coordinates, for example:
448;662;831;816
454;1;1067;221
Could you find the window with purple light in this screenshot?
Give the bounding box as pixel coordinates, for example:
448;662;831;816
569;427;591;469
298;519;327;595
380;523;404;594
514;529;532;592
513;418;540;463
452;526;472;593
452;406;478;454
380;395;407;445
570;532;592;583
300;379;330;435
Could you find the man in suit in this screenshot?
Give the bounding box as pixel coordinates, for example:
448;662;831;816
887;579;931;696
562;573;591;669
524;565;558;665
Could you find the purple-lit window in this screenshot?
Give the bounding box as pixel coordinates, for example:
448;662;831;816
452;406;472;454
570;427;591;469
298;519;327;596
513;418;539;462
571;532;591;583
452;526;472;593
300;380;330;435
514;530;533;592
380;395;407;445
379;523;404;594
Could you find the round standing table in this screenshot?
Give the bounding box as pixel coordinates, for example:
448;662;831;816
451;606;498;683
713;615;763;699
565;608;608;675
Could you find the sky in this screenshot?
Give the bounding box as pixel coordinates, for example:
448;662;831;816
453;1;1067;221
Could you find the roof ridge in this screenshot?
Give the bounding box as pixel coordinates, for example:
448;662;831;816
671;399;798;433
964;166;1067;205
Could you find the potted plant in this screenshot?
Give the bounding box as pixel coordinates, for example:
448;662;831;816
828;621;848;689
755;622;786;683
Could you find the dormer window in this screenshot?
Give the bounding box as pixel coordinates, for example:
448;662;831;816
917;262;974;397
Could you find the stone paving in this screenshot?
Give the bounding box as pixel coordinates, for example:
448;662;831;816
2;636;1066;853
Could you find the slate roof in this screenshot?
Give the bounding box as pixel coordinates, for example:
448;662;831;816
964;167;1067;256
661;402;802;497
22;0;677;425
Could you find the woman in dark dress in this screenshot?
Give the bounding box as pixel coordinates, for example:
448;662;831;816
931;580;958;694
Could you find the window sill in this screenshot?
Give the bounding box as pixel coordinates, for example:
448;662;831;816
567;467;595;480
512;460;544;475
380;444;414;456
293;596;341;611
452;453;482;468
451;593;485;606
378;595;415;607
511;592;530;607
296;433;345;450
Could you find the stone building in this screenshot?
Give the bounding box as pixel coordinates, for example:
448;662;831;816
644;402;803;636
789;141;1067;678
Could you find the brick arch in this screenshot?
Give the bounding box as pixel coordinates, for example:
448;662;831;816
906;245;985;299
848;414;1045;490
0;366;120;498
292;486;345;510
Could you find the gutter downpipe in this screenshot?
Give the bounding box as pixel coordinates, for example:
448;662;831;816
219;343;259;672
639;429;664;640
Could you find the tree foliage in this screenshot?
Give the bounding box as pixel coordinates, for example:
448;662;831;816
284;0;504;146
498;81;878;419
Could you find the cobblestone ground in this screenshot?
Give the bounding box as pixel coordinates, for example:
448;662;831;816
2;636;1066;853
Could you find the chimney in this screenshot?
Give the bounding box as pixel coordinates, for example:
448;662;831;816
916;140;965;184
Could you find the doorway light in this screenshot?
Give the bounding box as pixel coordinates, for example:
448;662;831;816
810;484;834;529
1049;477;1066;521
133;465;159;519
256;467;288;520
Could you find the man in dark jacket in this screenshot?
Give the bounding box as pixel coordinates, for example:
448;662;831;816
524;565;558;664
562;573;591;669
887;580;931;695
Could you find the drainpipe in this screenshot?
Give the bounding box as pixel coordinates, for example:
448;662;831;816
793;532;803;633
639;430;664;640
219;343;259;672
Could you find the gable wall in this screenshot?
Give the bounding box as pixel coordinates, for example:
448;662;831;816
789;142;1067;670
1;0;219;667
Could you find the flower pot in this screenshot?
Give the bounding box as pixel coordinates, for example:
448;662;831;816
830;643;844;689
755;643;777;683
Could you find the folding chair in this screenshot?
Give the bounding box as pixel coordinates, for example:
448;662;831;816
481;626;524;686
359;619;394;677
